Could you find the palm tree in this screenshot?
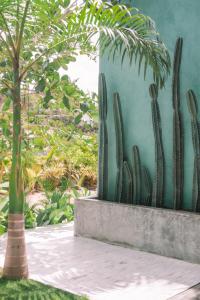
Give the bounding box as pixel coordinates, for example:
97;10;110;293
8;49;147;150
0;0;170;279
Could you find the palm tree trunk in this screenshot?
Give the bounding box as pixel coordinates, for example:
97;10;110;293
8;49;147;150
3;62;28;279
3;214;28;279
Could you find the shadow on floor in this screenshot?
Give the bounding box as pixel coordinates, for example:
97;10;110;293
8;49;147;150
1;223;200;300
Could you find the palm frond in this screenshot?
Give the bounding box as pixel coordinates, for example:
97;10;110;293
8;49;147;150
65;1;171;87
0;0;170;88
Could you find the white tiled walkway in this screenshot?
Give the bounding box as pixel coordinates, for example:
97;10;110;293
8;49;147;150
1;223;200;300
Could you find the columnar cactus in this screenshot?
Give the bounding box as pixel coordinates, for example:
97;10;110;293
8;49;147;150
122;161;133;203
149;83;165;207
132;145;142;204
113;92;125;202
172;37;184;210
98;73;108;200
142;166;152;206
187;90;200;212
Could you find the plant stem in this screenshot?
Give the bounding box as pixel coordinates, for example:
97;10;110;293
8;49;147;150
9;61;24;213
3;57;28;279
0;12;16;53
16;0;31;55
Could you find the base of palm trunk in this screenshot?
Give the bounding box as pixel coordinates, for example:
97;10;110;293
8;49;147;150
3;214;28;279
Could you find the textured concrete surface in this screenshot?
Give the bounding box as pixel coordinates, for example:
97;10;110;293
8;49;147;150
75;198;200;264
1;223;200;300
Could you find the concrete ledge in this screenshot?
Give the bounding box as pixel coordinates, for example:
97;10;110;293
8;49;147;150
74;198;200;264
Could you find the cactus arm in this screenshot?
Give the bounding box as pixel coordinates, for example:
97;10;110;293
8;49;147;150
149;83;165;207
98;122;105;199
172;37;184;210
98;73;108;200
172;37;183;110
192;147;200;212
195;156;200;212
142;166;153;206
187;90;199;154
187;89;200;212
187;90;198;119
122;161;133;203
115;168;123;202
113;93;124;202
173;110;184;209
132;145;142;204
99;73;108;119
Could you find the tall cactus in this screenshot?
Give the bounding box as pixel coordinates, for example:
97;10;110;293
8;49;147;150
187;90;200;212
172;37;184;210
98;73;108;200
142;166;152;206
149;83;165;207
113;92;124;202
132;145;142;204
122;161;133;204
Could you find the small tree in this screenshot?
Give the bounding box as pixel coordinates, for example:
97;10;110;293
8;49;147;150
0;0;170;279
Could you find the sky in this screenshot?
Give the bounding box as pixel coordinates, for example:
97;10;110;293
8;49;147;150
67;55;99;94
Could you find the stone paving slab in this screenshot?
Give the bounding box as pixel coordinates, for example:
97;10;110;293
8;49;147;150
1;223;200;300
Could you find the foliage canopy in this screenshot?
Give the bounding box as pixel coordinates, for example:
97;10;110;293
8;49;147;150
0;0;170;93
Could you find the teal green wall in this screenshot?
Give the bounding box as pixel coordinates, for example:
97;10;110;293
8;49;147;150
100;0;200;209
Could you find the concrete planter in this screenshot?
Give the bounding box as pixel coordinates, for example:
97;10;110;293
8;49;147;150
75;198;200;264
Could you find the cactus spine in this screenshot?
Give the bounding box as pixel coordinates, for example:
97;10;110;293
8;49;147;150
149;83;165;207
98;73;108;200
122;161;133;203
113;92;124;202
187;90;200;212
132;145;142;204
142;166;152;206
172;37;184;210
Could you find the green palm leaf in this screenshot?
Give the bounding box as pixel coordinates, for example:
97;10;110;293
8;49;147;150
60;1;170;87
0;0;170;88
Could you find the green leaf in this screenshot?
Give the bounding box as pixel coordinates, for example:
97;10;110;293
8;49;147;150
60;0;70;8
2;97;11;112
61;75;69;81
23;51;33;60
0;197;9;213
0;60;7;67
35;78;46;93
0;224;6;235
63;95;70;109
43;90;53;108
74;113;83;125
0;119;11;137
63;85;76;96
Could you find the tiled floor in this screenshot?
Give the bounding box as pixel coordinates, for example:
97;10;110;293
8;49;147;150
1;223;200;300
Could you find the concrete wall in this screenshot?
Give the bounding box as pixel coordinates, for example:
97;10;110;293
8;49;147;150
75;198;200;264
100;0;200;209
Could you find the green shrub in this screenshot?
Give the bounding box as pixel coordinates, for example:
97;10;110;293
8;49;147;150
0;185;90;234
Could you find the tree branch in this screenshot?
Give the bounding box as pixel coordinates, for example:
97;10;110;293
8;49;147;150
0;32;14;62
19;30;95;81
2;79;13;90
0;12;16;54
16;0;20;43
61;1;85;19
16;0;31;55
